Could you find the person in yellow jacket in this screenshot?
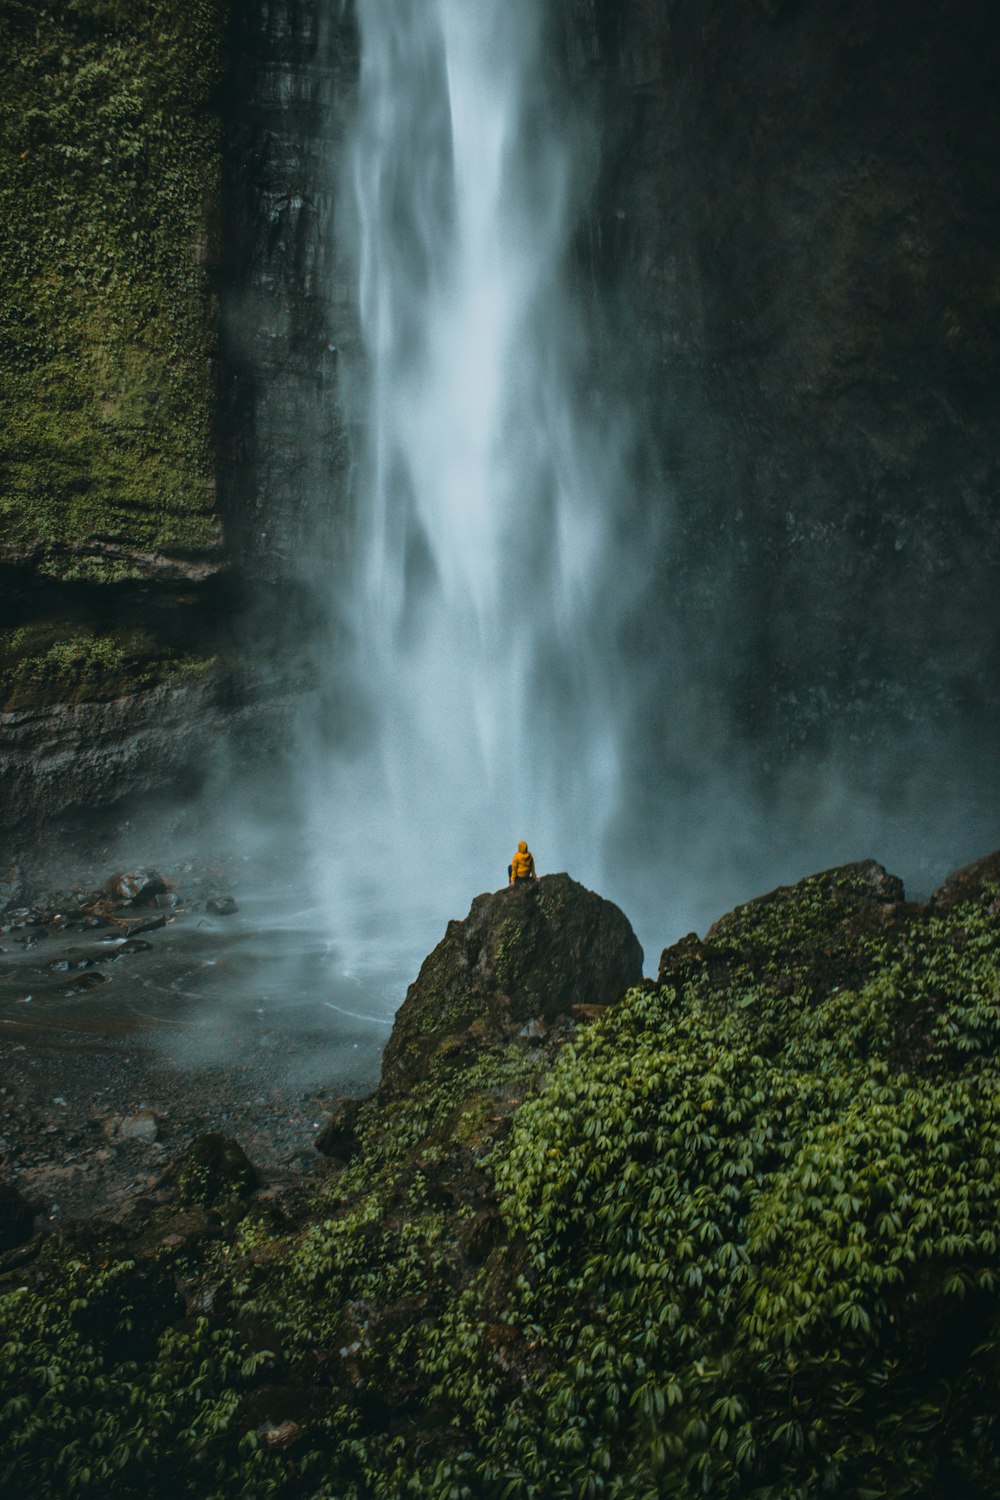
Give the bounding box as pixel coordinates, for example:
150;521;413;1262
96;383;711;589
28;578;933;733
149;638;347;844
508;840;537;886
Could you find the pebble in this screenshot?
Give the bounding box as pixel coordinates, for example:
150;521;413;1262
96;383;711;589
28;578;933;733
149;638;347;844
118;1111;160;1144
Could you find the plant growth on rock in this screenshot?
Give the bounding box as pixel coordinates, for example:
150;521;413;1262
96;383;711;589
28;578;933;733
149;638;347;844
1;861;1000;1497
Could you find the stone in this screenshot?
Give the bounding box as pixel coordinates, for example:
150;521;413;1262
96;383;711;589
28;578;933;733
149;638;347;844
263;1421;302;1448
314;1097;363;1162
122;914;167;939
517;1018;548;1040
59;970;110;995
206;896;238;916
105;870;168;906
175;1133;258;1206
380;873;643;1095
119;1110;160;1144
929;850;1000;912
0;1178;35;1251
0;865;27;913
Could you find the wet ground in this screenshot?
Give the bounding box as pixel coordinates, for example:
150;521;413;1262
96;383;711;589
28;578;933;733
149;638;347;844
0;859;410;1226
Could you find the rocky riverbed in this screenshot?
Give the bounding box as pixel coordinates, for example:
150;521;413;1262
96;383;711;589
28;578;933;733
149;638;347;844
0;856;391;1230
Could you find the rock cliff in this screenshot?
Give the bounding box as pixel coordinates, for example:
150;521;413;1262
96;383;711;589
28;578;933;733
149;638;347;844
566;0;1000;776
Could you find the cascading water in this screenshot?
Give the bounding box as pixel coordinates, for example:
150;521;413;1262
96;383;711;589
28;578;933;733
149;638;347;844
309;0;644;988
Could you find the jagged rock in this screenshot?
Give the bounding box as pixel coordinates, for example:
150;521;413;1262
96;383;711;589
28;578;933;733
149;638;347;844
930;850;1000;912
207;896;238;916
705;860;905;946
0;1178;35;1251
58;970;110;995
175;1133;258;1206
380;873;643;1094
314;1097;363;1162
0;864;27;913
105;870;168;906
659;860;909;994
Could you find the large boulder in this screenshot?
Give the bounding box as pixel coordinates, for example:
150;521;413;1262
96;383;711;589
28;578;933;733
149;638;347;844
659;860;910;998
704;860;905;949
929;849;1000;912
380;874;643;1095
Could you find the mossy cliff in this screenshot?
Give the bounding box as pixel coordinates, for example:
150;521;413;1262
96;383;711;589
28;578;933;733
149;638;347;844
0;0;284;830
0;0;226;583
3;858;1000;1497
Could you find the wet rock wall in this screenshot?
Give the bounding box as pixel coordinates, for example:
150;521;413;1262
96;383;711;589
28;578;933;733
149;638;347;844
217;0;358;577
564;0;1000;774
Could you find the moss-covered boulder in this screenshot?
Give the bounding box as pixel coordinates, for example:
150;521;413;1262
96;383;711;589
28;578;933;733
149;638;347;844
379;873;644;1094
175;1133;257;1207
4;855;1000;1498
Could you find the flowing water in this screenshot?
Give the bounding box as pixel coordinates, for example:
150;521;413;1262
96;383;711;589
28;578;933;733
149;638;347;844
307;0;646;981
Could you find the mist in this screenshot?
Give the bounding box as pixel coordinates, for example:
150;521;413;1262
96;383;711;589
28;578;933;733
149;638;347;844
209;0;1000;998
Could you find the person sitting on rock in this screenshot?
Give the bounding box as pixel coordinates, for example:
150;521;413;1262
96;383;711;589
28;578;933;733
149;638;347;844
508;840;537;886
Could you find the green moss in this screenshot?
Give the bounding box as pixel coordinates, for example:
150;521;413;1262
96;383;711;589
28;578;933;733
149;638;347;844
0;623;217;707
2;872;1000;1496
0;0;226;580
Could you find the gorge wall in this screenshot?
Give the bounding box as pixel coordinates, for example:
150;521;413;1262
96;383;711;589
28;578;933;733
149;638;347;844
0;0;357;839
565;0;1000;859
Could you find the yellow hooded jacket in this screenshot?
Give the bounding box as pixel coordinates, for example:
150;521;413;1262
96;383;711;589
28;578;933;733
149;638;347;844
510;841;536;883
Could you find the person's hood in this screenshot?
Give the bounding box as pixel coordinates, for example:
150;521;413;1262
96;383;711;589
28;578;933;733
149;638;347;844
517;841;528;853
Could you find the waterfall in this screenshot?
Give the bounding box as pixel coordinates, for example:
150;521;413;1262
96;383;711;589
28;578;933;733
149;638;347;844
310;0;639;984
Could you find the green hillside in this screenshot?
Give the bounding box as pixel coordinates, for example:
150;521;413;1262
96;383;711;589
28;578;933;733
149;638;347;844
2;859;999;1497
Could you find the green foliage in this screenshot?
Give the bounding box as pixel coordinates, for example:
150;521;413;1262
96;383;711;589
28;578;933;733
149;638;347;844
2;875;1000;1496
0;0;225;578
0;623;216;706
0;1263;284;1498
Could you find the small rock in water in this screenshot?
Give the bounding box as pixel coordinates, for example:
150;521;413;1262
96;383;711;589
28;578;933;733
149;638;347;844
206;896;238;916
59;971;110;995
105;870;167;907
122;914;167;939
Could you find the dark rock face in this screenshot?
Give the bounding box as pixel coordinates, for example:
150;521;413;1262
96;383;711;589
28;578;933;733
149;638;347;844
175;1133;258;1207
930;849;1000;911
314;1096;363;1162
0;1179;35;1253
218;0;358;577
0;674;294;836
566;0;1000;777
380;873;644;1094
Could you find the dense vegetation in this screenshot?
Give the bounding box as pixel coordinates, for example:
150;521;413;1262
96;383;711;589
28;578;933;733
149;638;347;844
2;859;999;1497
0;0;225;582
